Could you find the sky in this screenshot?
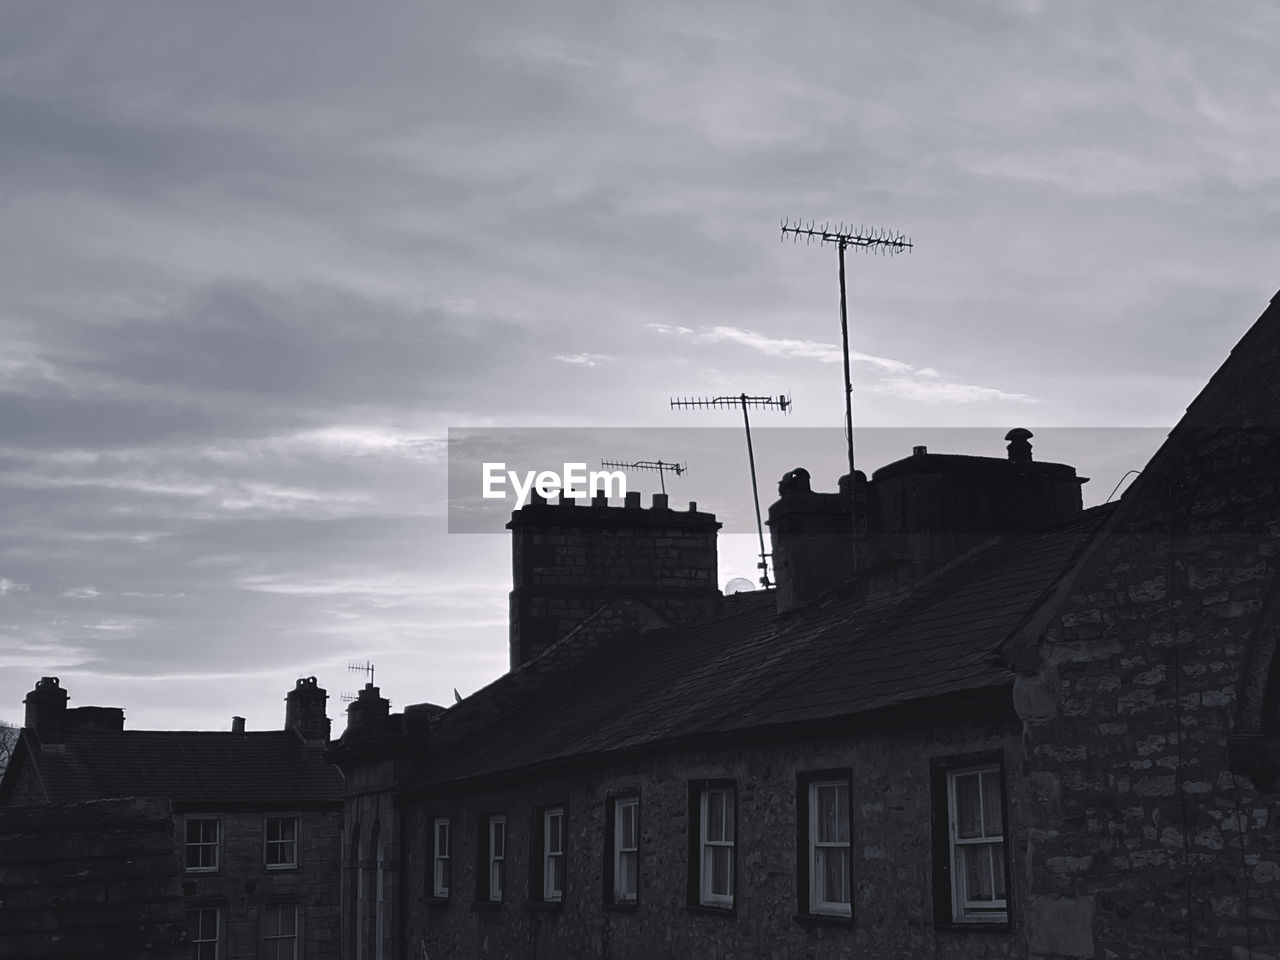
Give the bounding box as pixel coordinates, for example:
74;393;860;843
0;0;1277;733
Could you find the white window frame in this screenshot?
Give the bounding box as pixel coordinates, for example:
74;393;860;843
487;815;506;902
184;818;220;873
807;779;852;917
187;906;219;960
264;816;299;869
262;903;298;960
543;807;565;902
698;785;734;908
946;764;1007;923
612;797;638;904
432;817;450;898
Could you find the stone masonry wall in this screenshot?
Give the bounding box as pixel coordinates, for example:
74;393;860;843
402;708;1025;960
1019;420;1280;959
178;806;343;960
0;797;189;960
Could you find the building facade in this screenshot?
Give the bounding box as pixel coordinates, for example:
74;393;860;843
0;676;346;960
332;291;1280;959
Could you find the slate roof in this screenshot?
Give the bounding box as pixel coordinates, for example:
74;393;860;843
417;503;1116;787
9;729;343;806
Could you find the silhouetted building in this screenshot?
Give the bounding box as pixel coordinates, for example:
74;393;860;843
330;291;1280;959
0;676;345;960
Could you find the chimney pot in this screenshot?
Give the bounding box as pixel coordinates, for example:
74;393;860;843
624;491;640;509
1005;427;1034;463
231;716;245;734
652;493;669;510
913;445;927;456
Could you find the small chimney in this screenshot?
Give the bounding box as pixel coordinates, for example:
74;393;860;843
24;677;69;743
768;468;855;612
231;716;246;734
913;445;927;456
345;683;390;737
285;676;332;742
1005;427;1033;463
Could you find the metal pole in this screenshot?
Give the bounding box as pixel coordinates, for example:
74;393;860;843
741;394;770;587
837;240;855;482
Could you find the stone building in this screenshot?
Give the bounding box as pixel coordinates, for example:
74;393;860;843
331;291;1280;960
0;676;345;960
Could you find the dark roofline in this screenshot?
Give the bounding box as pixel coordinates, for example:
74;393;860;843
395;683;1017;797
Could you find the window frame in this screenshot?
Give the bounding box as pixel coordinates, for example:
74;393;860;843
930;751;1012;930
264;816;299;870
261;903;299;960
430;816;451;901
687;779;736;913
187;905;220;960
603;794;639;907
184;817;220;873
539;805;566;903
796;770;853;921
476;814;506;905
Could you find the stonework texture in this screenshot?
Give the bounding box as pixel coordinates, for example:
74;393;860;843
178;807;343;960
0;798;189;960
397;712;1023;960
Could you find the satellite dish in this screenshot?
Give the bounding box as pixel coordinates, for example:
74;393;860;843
725;577;755;595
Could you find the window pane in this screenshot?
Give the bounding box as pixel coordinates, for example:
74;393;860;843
961;844;996;902
709;845;732;897
981;771;1003;836
954;774;982;839
816;783;849;843
619;850;637;899
991;841;1007;900
492;821;504;857
707;792;724;840
620;801;637;849
817;846;849;904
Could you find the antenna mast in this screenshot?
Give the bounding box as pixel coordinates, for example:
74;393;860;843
670;393;790;588
599;459;687;496
780;220;912;484
340;660;375;703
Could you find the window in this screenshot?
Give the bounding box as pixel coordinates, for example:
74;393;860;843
798;774;851;918
186;906;219;960
689;781;734;910
262;904;298;960
265;817;299;869
541;806;565;902
431;817;450;899
184;818;220;872
605;795;639;905
482;815;506;903
931;755;1010;927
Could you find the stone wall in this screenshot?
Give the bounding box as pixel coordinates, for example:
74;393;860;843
178;806;343;959
0;797;189;960
400;707;1024;960
1019;420;1280;958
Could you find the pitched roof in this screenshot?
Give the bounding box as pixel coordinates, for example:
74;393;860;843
11;729;343;806
417;504;1114;787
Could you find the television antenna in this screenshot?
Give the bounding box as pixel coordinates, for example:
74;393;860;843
599;459;687;496
780;219;912;485
340;660;376;703
670;393;790;588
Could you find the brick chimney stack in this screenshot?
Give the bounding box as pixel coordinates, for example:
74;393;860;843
507;490;721;669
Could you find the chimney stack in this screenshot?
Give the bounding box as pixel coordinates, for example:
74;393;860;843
345;683;390;738
507;495;721;669
231;716;246;734
24;677;69;744
285;676;332;742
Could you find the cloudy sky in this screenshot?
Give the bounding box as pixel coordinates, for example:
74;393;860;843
1;1;1276;733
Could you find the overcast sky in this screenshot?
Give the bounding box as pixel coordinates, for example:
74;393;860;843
1;1;1276;733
